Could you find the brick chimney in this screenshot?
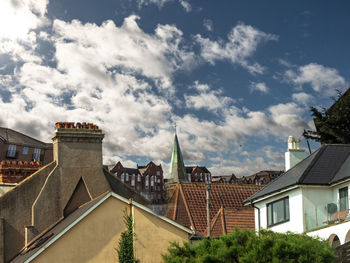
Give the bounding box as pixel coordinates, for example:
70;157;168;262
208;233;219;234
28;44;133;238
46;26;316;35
53;122;104;168
285;136;305;171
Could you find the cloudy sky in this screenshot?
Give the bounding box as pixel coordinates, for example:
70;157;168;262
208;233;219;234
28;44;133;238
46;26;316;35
0;0;349;177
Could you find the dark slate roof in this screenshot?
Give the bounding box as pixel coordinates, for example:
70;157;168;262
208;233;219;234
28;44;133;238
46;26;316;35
103;168;149;205
245;145;350;203
10;193;110;263
0;127;52;148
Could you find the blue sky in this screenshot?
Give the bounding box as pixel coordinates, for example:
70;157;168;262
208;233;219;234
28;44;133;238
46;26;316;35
0;0;349;177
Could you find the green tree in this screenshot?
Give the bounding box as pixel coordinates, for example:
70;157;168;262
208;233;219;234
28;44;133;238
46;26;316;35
304;88;350;144
162;229;337;263
117;209;138;263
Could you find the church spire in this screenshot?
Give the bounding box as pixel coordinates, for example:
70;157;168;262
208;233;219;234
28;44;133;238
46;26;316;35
169;125;186;183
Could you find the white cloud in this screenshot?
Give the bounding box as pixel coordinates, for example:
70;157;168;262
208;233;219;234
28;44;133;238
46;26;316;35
137;0;191;11
195;23;278;74
250;82;268;93
285;63;347;96
184;82;233;111
179;0;191;12
0;0;48;40
52;16;195;91
292;92;314;105
203;19;213;31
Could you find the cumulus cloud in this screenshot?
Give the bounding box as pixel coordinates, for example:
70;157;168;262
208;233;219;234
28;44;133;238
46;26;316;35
292;92;314;105
195;23;278;74
52;16;195;91
285;63;347;96
0;0;48;40
250;82;268;93
184;82;233;111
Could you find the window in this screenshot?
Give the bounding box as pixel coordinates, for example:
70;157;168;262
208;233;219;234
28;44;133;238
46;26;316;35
121;174;124;183
145;175;149;188
137;174;141;182
33;148;41;160
131;175;135;186
22;147;28;155
151;176;155;187
188;173;191;182
339;187;349;211
267;197;289;226
7;145;16;158
125;173;129;181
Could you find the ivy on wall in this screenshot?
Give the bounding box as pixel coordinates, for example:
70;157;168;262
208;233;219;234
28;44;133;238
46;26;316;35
117;209;138;263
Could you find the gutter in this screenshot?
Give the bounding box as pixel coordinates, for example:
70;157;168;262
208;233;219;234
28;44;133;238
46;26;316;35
250;201;260;236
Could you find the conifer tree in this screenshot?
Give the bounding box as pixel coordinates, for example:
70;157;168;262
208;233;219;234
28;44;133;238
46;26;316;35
304;88;350;144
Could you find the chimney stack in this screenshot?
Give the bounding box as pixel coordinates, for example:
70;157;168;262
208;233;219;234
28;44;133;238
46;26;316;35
285;136;305;171
53;122;104;168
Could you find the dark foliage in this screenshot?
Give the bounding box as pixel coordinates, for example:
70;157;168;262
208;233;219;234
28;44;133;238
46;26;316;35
304;88;350;144
162;229;337;263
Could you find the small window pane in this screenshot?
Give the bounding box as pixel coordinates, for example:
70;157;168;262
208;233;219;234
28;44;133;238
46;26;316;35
22;147;28;155
339;187;349;211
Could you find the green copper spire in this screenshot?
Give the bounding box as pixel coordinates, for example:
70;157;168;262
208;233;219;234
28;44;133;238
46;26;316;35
169;129;186;183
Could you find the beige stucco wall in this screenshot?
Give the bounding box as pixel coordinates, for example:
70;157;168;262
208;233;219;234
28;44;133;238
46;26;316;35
133;205;189;263
32;195;189;263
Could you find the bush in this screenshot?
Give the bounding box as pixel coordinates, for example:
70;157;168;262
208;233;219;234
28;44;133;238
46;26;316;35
162;229;337;263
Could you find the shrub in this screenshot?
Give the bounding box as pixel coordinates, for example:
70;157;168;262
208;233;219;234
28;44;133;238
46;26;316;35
162;229;336;263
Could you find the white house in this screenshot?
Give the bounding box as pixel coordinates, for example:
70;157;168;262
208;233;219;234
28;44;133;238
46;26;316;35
244;140;350;248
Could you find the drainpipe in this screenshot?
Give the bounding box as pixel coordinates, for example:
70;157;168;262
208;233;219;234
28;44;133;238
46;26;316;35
206;175;211;238
250;201;260;236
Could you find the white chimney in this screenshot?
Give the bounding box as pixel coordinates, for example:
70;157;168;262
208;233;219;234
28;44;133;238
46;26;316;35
285;136;305;171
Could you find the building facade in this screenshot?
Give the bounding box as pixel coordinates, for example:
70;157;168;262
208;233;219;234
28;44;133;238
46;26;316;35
0;127;53;165
245;143;350;248
110;161;165;203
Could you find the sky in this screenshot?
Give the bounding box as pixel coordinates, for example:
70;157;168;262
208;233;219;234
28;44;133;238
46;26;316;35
0;0;349;177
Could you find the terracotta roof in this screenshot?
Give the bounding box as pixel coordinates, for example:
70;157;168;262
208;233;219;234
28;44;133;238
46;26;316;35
165;183;262;236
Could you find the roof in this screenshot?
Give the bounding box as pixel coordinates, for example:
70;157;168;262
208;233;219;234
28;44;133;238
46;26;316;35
103;168;149;205
165;183;262;236
211;207;254;236
11;191;192;263
185;166;211;174
245;144;350;203
0;127;51;148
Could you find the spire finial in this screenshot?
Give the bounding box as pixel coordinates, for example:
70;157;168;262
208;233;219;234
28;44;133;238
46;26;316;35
174;122;177;134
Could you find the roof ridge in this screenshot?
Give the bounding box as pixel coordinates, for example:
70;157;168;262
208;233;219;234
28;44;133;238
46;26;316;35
179;184;195;230
329;147;350;184
0;127;48;146
243;149;320;204
298;146;326;183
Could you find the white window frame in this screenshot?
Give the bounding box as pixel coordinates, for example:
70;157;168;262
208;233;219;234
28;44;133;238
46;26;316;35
7;145;16;157
33;148;41;160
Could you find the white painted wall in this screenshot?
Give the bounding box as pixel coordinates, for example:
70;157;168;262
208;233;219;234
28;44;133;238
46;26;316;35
308;220;350;245
254;182;350;246
254;188;304;233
